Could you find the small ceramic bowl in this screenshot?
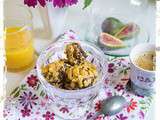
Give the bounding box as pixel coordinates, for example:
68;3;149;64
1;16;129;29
36;40;107;119
129;43;155;96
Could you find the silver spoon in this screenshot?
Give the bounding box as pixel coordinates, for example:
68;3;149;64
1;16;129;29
101;95;127;116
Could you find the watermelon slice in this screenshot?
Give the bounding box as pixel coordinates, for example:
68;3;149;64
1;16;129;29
99;32;125;48
115;23;140;40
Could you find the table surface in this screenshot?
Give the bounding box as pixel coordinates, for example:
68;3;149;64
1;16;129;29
6;1;155;119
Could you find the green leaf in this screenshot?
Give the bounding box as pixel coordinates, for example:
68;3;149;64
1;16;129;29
21;84;26;90
83;0;92;9
126;67;130;70
124;70;127;75
40;90;45;97
139;101;145;104
148;98;153;103
36;83;40;90
119;70;124;74
13;90;20;98
10;87;19;96
141;106;147;110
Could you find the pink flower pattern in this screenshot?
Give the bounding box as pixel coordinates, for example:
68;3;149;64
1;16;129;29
27;75;39;88
24;0;78;8
43;111;55;120
21;106;31;117
114;84;124;91
127;99;137;113
86;112;94;119
95;115;105;120
59;107;69;113
94;101;102;112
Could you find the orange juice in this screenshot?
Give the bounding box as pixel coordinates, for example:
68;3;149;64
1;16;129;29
5;27;35;71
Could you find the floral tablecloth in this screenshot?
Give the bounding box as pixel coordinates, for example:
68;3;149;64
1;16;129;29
4;31;154;120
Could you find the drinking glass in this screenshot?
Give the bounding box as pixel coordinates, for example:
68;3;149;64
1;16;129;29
4;1;35;72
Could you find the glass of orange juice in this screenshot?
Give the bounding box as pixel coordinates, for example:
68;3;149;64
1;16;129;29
4;2;35;72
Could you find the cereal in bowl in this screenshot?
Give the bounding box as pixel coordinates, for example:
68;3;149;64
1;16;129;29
41;43;98;90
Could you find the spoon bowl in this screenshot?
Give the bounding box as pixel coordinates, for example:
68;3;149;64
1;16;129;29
101;95;127;116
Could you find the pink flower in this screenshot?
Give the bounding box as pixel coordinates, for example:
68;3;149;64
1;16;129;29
3;110;7;118
21;106;31;117
24;0;37;7
59;107;69;113
127;98;137;113
114;84;124;91
108;68;114;73
94;101;102;112
27;75;39;88
53;0;65;8
40;100;46;107
105;91;112;97
108;63;114;68
95;115;104;120
38;0;46;7
53;0;78;8
24;0;78;8
86;112;94;119
65;0;78;6
24;0;46;8
43;111;55;120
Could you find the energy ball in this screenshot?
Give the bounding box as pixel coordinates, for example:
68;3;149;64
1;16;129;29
65;43;87;65
66;61;98;89
42;59;70;88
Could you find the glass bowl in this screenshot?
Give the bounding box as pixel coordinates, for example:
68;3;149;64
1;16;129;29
97;12;150;57
36;40;107;119
82;2;151;57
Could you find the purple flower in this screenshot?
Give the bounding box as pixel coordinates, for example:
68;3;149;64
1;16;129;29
19;91;38;109
139;110;144;119
116;114;128;120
